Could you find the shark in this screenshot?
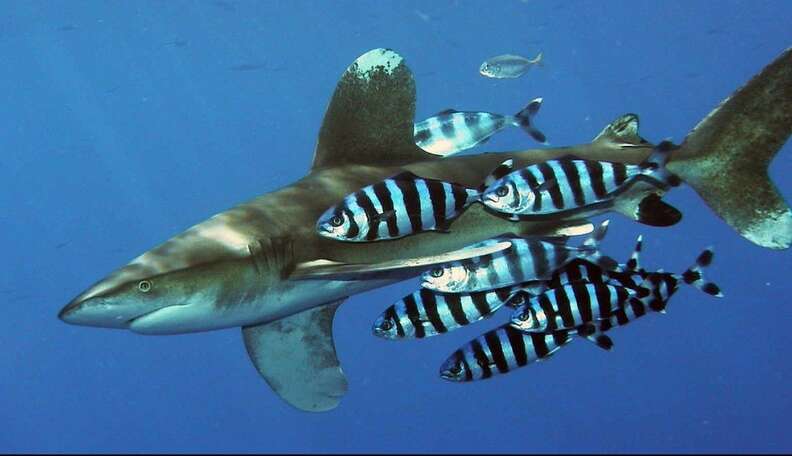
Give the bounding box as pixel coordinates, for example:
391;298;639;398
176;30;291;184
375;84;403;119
58;47;792;413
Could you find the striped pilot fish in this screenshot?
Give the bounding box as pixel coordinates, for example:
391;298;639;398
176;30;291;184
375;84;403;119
316;171;479;242
420;220;618;293
372;282;546;340
414;98;547;157
508;281;641;333
439;324;576;382
480;141;683;225
375;234;641;341
437;244;724;383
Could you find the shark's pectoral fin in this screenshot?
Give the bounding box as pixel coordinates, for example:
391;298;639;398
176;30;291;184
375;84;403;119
290;240;513;281
311;48;431;170
242;300;348;413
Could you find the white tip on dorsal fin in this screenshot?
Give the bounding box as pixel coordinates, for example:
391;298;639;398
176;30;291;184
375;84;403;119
311;49;432;171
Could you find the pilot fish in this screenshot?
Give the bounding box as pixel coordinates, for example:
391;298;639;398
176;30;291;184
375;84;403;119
420;220;618;293
316;171;479;242
480;141;682;220
479;52;543;79
508;281;640;333
439;324;575;382
372;282;546;340
438;245;724;383
414;98;547;157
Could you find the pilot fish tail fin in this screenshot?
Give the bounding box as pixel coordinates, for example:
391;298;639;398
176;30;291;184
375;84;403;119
311;49;432;170
513;97;548;144
638;140;683;189
624;234;644;273
681;248;724;298
668;46;792;250
579;220;620;271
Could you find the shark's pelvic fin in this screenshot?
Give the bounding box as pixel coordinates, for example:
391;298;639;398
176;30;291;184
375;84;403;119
242;300;348;413
592;113;648;147
670;46;792;250
311;48;432;170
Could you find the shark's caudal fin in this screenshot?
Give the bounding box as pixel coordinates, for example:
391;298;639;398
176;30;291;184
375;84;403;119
311;48;433;170
242;300;347;412
669;46;792;250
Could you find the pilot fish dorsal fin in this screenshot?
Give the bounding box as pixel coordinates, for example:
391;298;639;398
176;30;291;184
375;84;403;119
311;49;433;171
435;108;459;116
592;113;648;146
242;299;348;412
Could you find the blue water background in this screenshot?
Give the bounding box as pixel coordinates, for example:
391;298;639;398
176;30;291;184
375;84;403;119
2;0;791;452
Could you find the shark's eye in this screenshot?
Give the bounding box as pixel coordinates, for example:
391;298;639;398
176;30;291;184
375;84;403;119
329;215;344;227
380;320;393;331
449;365;461;375
430;268;444;278
495;186;509;197
138;280;152;293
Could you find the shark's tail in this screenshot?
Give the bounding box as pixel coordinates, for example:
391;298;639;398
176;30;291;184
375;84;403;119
667;46;792;250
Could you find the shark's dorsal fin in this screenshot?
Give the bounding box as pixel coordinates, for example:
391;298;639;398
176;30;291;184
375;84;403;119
242;300;347;412
593;113;648;146
311;49;432;171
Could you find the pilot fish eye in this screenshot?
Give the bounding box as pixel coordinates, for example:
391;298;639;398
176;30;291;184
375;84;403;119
380;320;393;331
138;280;152;293
430;268;444;278
450;365;461;374
511;294;524;305
329;215;344;227
495;186;509;197
518;311;530;322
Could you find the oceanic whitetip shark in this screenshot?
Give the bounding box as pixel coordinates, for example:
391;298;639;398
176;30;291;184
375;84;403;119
59;47;792;412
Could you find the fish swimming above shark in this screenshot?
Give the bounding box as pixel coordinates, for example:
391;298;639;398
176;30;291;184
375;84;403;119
58;47;792;413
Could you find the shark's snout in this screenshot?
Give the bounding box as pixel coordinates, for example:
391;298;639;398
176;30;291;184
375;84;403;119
58;293;137;328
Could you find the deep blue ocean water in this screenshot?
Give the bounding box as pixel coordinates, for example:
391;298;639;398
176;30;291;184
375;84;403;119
2;1;791;453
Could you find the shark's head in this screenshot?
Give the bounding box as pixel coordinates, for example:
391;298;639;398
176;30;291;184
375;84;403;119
58;217;271;335
481;176;531;214
58;260;241;334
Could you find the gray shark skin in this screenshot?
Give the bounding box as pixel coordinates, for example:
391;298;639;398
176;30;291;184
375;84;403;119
59;47;792;413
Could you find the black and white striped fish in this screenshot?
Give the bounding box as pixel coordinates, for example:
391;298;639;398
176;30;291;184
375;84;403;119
372;282;546;340
439;324;576;382
414;98;547;157
316;171;478;242
438;244;723;382
508;281;640;333
480;141;683;225
420;220;618;293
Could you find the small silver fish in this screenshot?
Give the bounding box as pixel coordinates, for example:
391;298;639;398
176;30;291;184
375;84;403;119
480;52;543;79
414;99;547;157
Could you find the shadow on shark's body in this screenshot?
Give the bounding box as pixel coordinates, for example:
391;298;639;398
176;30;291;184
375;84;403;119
59;47;792;412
